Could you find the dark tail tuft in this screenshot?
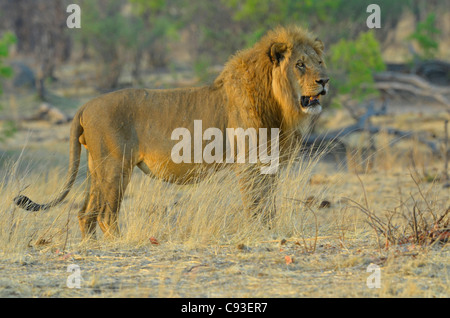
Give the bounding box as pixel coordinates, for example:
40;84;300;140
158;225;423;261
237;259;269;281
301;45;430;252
14;195;44;211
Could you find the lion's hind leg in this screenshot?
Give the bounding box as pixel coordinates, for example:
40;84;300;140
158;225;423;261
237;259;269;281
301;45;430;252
91;157;133;239
78;153;133;240
78;152;97;240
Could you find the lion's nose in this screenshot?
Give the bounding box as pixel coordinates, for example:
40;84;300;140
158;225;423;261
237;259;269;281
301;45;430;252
316;78;329;86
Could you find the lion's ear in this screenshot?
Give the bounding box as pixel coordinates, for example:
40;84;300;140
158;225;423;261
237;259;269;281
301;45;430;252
314;38;324;54
269;43;288;66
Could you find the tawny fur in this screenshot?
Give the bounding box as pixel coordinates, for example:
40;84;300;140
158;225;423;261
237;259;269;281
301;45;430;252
14;26;329;240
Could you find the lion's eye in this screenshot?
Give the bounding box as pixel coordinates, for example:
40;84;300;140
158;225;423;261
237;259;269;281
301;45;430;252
296;62;305;69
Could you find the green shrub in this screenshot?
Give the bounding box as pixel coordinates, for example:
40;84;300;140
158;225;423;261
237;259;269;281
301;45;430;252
0;32;16;95
0;31;17;141
329;30;385;105
408;13;440;60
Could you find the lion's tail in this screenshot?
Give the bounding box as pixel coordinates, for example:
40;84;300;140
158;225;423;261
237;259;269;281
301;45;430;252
14;109;84;212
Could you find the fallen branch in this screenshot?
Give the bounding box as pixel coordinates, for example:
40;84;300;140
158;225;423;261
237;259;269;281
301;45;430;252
306;112;440;156
374;71;450;94
0;103;72;124
373;71;450;107
373;82;450;107
29;103;72;124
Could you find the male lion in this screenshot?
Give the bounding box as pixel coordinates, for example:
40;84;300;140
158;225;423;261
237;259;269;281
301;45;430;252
14;26;329;240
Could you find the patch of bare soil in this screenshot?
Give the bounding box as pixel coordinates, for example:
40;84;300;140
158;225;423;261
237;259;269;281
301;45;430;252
0;239;448;298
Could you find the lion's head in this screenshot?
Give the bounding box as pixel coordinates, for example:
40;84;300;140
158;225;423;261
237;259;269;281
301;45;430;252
217;26;329;130
267;26;329;116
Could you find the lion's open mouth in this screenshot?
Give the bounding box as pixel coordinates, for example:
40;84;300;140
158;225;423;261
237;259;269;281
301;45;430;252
300;89;326;109
301;94;321;108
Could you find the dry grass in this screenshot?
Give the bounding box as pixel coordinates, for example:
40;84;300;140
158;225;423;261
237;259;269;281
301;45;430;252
0;82;449;297
0;117;449;298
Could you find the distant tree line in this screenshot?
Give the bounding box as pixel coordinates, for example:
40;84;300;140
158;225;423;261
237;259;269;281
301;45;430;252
0;0;446;95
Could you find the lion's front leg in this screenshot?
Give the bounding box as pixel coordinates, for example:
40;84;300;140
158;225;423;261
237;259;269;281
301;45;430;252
236;165;277;227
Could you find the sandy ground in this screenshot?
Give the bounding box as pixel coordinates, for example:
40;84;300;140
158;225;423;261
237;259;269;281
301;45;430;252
0;80;449;299
0;235;448;298
0;136;448;298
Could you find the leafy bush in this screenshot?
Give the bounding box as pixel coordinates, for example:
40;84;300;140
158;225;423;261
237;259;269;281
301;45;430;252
0;32;16;95
0;31;17;141
329;30;385;105
408;13;440;60
223;0;339;46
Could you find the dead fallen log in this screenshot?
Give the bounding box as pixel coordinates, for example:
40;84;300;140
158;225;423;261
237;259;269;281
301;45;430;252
387;60;450;86
374;82;450;107
374;72;450;94
29;103;71;124
0;103;72;124
373;71;450;107
306;125;439;155
306;104;440;155
414;60;450;86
